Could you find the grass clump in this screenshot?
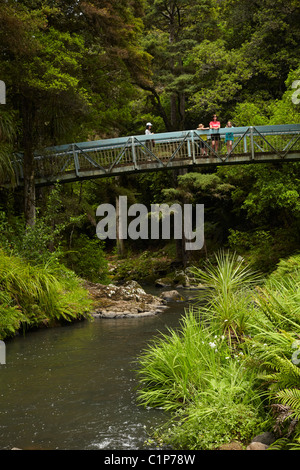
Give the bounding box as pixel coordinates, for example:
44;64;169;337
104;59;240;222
190;250;263;344
153;400;262;450
137;310;265;449
0;249;92;340
137;251;300;450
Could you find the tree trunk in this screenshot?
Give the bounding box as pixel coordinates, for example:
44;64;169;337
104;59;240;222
173;168;189;266
178;91;185;130
169;9;178;131
116;195;125;256
21;96;36;227
170;94;177;130
23;148;36;227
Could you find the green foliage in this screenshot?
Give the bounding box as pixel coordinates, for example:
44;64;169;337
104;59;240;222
137;309;264;448
0;249;92;340
137;309;250;408
0;185;65;267
218;160;300;271
0;182;109;282
137;252;300;450
190;251;262;343
112;249;171;282
0;110;18;186
232;102;270;126
0;291;25;339
268;66;300;125
265;253;300;282
153;401;262;450
62;234;109;283
188;39;253;119
139;0;300;129
228;229;279;272
241;254;300;449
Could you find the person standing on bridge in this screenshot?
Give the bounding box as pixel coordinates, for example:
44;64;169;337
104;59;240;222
197;123;209;156
225;121;234;154
145;122;155;157
209;114;221;153
145;122;154;136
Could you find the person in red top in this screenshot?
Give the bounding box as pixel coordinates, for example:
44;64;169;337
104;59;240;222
209;114;221;152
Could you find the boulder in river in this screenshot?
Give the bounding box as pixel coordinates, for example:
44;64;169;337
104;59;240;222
85;280;168;318
159;290;186;302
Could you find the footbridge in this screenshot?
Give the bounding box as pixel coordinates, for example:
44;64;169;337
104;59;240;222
12;124;300;187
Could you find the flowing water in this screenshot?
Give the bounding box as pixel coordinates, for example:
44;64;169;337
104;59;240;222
0;288;193;450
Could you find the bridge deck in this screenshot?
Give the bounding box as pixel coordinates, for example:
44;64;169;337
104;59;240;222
11;124;300;186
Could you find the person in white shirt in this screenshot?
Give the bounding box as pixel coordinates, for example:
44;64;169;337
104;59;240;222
145;122;153;135
145;122;154;156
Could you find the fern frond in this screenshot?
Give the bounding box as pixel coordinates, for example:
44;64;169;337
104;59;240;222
274;356;300;389
268;437;289;450
275;389;300;420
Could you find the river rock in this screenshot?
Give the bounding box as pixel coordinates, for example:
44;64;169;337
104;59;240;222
155;278;173;288
218;442;243;450
251;432;276;446
160;290;185;301
246;442;268;450
85;280;167;318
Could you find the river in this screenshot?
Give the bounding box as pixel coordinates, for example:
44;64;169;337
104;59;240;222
0;288;192;450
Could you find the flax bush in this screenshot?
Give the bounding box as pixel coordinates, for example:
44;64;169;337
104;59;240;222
137;251;267;449
137;251;300;450
137;309;265;449
137;309;235;411
190;250;262;344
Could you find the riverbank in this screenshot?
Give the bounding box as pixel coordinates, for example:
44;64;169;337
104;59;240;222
0;245;199;340
85;280;168;318
0;295;187;450
0;249;92;341
137;251;300;451
2;248;300;450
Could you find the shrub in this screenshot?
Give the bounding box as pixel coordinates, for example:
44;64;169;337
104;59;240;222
190;250;262;344
153;401;263;450
137;309;264;449
62;234;109;283
0;249;92;339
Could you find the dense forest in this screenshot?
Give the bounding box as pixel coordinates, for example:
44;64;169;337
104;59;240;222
0;0;300;451
0;0;300;273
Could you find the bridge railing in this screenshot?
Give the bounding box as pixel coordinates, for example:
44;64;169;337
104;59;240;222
11;124;300;186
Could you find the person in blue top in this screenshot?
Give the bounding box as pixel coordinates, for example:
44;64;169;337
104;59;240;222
225;121;234;154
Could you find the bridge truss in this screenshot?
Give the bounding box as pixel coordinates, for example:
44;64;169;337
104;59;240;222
11;124;300;187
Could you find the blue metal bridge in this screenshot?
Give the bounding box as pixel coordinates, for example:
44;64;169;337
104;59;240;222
12;124;300;186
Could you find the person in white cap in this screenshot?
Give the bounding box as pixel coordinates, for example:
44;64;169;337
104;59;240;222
145;122;153;135
145;122;154;156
